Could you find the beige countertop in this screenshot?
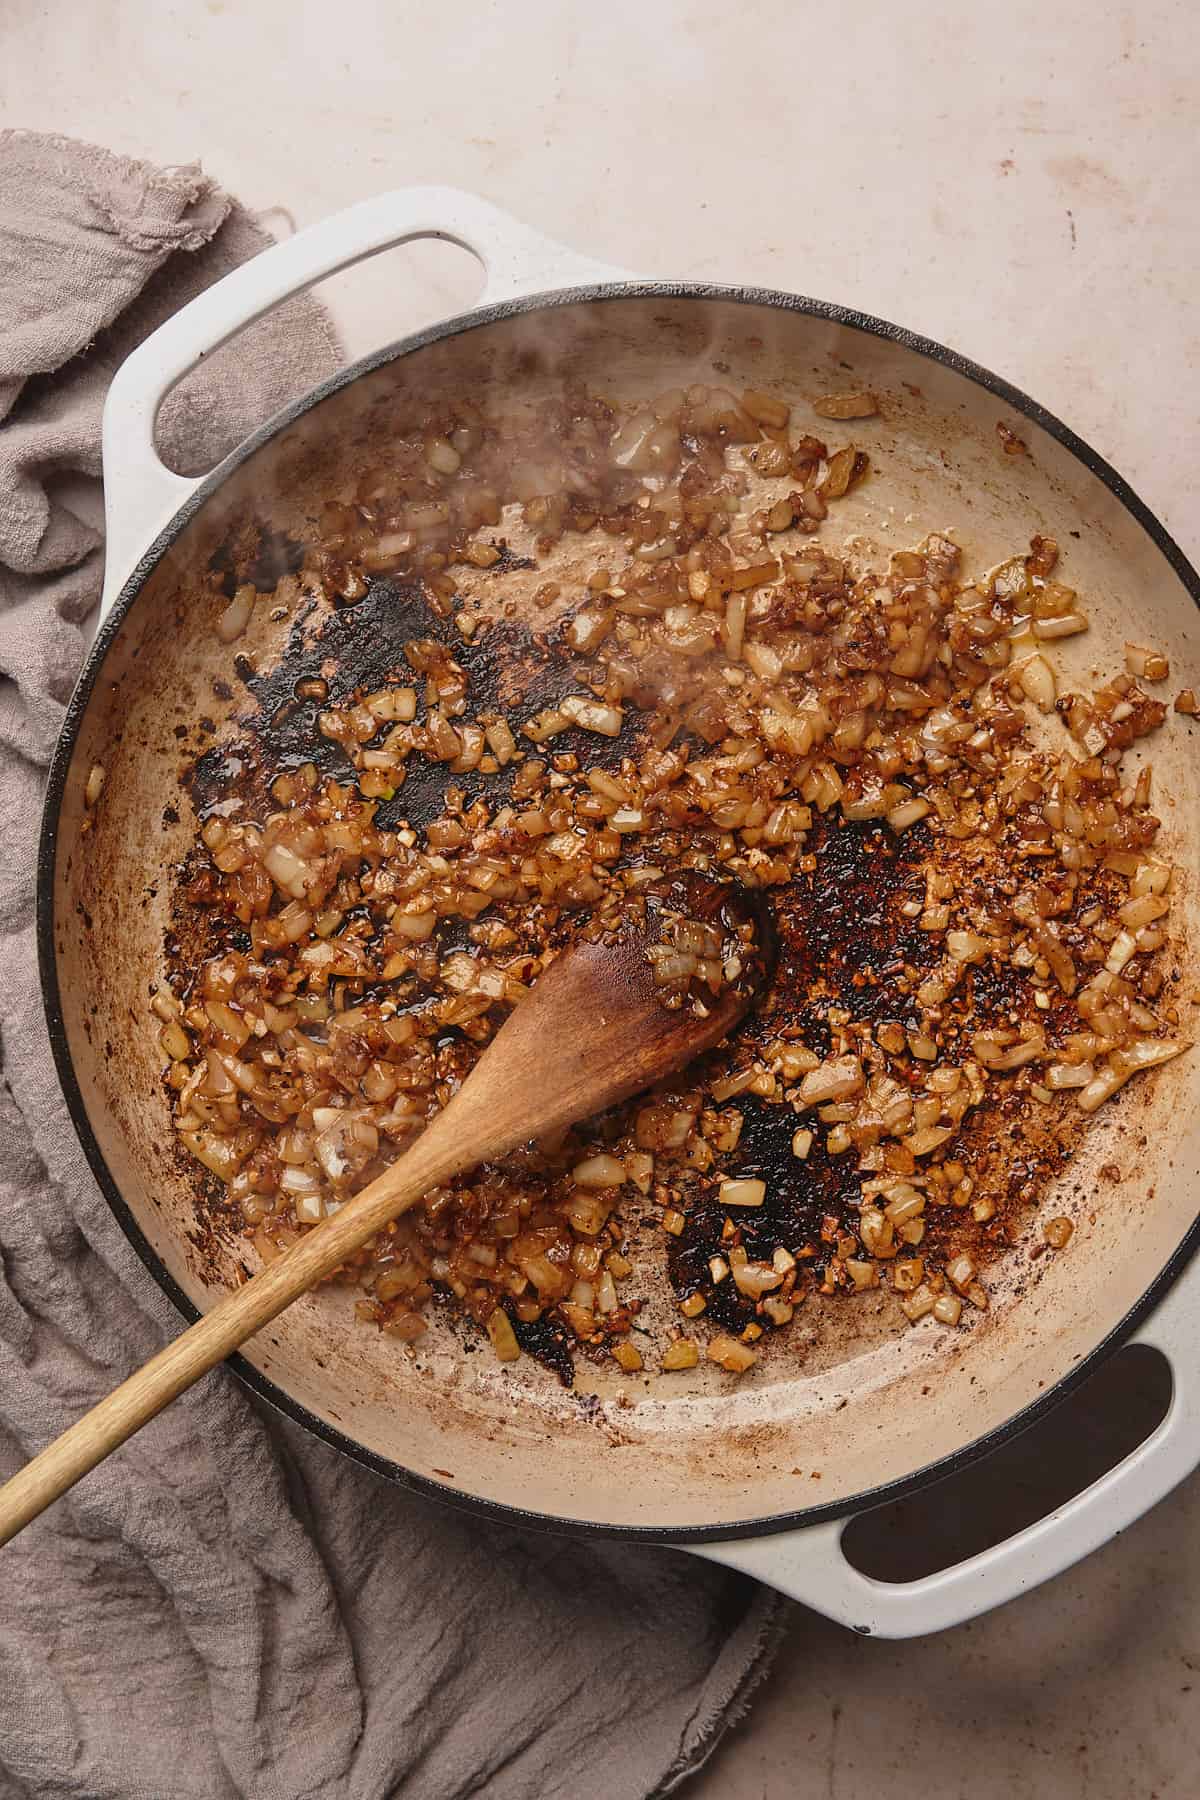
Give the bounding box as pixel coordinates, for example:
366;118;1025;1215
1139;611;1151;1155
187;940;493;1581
5;2;1199;1793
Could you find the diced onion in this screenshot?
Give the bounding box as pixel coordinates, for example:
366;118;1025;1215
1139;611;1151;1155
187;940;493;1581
718;1177;766;1209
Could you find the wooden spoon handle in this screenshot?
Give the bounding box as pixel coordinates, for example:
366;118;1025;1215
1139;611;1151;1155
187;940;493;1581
0;1118;464;1547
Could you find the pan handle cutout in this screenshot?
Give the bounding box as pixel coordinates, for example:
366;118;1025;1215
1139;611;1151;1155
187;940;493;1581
98;186;632;624
841;1343;1171;1584
693;1255;1200;1637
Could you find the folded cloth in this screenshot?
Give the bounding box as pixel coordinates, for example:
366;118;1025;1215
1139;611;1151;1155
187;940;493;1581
0;132;785;1800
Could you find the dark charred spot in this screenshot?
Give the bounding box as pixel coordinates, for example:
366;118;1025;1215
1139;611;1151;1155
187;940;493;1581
772;817;935;1034
670;1102;863;1330
187;746;251;820
511;1310;575;1386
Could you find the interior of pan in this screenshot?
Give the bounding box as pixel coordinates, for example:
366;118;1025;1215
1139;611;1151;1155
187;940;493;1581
44;289;1200;1536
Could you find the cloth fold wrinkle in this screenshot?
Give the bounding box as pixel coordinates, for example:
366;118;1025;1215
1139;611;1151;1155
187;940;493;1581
0;129;784;1800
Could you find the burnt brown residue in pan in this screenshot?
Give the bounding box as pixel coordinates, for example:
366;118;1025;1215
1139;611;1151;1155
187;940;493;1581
189;575;643;832
670;817;933;1328
177;575;665;1380
173;565;1089;1379
667;815;1083;1334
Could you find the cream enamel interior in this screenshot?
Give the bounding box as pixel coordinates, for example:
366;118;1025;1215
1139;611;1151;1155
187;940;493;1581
48;293;1200;1532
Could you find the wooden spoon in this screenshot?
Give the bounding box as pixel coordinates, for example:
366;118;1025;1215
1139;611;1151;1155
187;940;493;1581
0;875;773;1546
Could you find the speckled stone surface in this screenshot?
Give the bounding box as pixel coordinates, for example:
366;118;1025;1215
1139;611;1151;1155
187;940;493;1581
5;3;1198;1792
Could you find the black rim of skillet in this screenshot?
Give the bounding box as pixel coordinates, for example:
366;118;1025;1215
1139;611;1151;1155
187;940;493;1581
37;280;1200;1549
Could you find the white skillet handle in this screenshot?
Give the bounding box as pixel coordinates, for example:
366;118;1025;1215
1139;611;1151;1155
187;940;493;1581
100;186;632;621
692;1258;1200;1638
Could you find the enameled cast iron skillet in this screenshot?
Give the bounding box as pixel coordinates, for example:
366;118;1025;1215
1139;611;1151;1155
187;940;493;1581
40;190;1200;1635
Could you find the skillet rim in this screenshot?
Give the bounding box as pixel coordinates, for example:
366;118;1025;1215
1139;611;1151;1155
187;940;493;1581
36;279;1200;1543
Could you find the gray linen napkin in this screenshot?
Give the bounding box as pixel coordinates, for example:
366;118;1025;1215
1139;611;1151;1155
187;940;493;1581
0;132;785;1800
